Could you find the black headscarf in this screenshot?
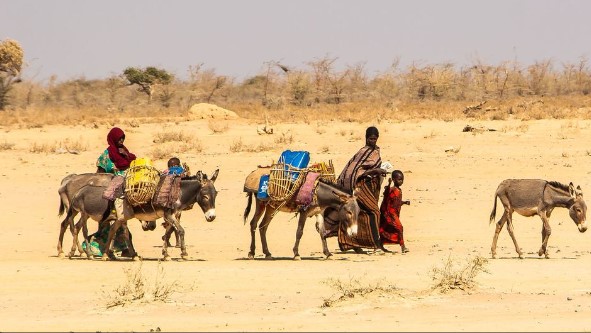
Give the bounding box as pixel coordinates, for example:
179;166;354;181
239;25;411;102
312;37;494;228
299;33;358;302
365;126;379;138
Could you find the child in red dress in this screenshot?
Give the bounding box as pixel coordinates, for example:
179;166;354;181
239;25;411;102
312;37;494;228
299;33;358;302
379;170;410;253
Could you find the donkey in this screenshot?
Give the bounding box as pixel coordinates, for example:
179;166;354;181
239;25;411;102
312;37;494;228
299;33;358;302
67;169;219;260
243;169;360;260
489;179;587;259
57;172;156;258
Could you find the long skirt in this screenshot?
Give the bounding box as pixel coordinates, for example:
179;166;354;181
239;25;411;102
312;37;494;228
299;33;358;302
322;177;382;250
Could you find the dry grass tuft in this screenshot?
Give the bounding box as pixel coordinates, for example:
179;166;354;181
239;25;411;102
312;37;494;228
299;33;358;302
321;275;400;308
150;141;202;160
149;130;202;160
430;254;489;294
274;131;294;145
230;138;274;153
29;141;85;154
500;123;530;133
153;131;194;144
0;140;15;151
208;120;229;134
101;261;188;309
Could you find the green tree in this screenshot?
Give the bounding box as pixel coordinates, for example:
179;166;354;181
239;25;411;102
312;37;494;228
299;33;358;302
0;38;24;110
122;66;173;102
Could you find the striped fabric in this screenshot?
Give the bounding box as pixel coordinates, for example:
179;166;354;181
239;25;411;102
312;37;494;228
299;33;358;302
338;177;382;250
336;145;382;193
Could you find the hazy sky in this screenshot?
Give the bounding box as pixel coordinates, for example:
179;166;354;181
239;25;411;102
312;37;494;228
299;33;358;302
2;0;591;83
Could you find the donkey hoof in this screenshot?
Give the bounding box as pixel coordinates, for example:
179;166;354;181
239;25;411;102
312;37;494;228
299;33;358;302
79;252;88;258
247;253;255;260
181;255;189;261
133;255;142;261
163;255;172;261
58;252;65;258
264;254;274;260
101;255;109;261
324;255;333;261
293;255;301;261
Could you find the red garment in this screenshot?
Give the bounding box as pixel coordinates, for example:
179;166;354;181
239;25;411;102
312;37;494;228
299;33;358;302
379;184;404;246
106;127;136;171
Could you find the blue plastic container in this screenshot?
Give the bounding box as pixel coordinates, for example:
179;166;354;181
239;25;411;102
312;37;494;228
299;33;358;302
257;174;270;200
278;150;310;182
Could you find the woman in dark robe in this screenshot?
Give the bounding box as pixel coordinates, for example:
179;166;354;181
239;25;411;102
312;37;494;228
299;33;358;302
332;126;388;252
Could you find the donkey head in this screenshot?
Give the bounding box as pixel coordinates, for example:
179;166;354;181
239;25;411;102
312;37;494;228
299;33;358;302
334;191;360;237
196;169;219;222
568;182;587;232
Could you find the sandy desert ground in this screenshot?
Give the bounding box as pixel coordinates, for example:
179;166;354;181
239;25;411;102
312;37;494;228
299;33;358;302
1;114;591;332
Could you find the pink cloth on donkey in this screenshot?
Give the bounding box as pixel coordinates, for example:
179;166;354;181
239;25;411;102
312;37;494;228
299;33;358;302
295;172;321;207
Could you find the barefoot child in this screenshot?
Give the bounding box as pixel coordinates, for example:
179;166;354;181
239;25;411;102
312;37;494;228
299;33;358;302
379;170;410;253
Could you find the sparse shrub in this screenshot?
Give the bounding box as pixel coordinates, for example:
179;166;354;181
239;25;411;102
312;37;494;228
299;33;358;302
321;275;399;308
430;254;489;294
150;140;202;160
101;261;186;309
59;137;88;153
0;140;15;150
229;138;274;153
29;142;54;153
153;131;194;144
274;131;293;145
229;138;244;152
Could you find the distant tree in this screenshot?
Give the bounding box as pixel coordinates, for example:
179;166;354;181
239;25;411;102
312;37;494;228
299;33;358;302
122;66;173;102
206;76;227;103
0;38;24;110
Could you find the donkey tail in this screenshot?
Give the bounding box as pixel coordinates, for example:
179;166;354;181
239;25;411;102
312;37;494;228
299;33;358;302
58;198;66;217
243;191;253;225
489;193;498;225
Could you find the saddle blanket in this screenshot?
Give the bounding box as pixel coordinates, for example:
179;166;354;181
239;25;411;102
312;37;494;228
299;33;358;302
295;172;321;207
102;175;125;201
153;175;182;208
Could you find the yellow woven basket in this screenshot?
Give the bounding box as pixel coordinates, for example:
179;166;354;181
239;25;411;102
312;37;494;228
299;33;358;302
124;159;161;206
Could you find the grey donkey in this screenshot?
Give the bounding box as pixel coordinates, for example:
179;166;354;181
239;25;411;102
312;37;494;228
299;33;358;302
489;179;587;259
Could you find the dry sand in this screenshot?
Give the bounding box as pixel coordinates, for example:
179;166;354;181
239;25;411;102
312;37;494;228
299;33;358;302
1;116;591;332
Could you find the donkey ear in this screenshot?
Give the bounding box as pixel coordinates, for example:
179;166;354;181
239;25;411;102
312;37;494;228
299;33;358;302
569;182;576;197
576;185;583;198
210;169;219;182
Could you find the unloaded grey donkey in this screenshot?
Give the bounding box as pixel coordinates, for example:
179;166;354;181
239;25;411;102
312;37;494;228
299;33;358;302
489;179;587;259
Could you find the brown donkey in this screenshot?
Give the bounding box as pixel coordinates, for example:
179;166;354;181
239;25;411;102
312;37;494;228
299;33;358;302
489;179;587;259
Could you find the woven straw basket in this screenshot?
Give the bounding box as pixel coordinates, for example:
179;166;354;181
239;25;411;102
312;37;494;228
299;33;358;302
309;160;336;183
267;163;305;201
124;164;161;206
